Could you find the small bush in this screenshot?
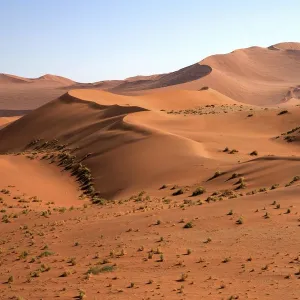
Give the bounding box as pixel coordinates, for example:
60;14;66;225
87;265;116;275
178;273;188;282
278;110;288;115
229;149;239;154
192;187;206;196
183;221;194;229
7;275;14;284
270;184;279;190
172;189;184;196
236;216;243;225
159;184;167;190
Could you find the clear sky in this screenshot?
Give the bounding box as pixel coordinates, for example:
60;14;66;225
1;0;299;82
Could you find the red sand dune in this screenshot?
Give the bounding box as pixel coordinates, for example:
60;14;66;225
0;88;299;199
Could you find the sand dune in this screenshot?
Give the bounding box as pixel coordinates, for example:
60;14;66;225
0;73;32;84
0;91;212;199
68;88;240;111
35;74;75;85
0;73;75;85
129;45;300;106
1;88;299;199
270;42;300;50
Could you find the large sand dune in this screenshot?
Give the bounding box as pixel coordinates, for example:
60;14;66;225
1;88;299;199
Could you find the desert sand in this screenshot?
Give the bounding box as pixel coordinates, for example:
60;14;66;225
0;42;299;300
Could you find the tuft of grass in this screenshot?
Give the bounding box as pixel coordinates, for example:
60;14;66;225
229;149;239;154
204;237;212;244
236;216;244;225
87;265;116;275
278;110;288;115
19;251;29;260
60;270;70;277
7;275;14;284
183;221;194;229
192;186;206;196
209;171;224;180
236;182;246;190
78;290;86;300
228;173;241;180
227;209;233;216
270;184;279;190
172;189;184;196
250;150;258;156
92;197;105;205
178;273;188;282
222;257;231;263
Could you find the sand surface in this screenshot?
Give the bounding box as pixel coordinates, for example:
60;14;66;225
0;42;299;299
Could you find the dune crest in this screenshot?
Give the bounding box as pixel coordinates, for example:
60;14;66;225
0;91;213;199
0;73;32;84
270;42;300;51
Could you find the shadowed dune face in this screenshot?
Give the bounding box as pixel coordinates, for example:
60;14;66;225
110;64;212;93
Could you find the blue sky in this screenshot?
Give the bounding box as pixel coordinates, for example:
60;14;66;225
1;0;299;82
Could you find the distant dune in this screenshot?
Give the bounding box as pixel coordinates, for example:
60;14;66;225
0;73;75;85
2;42;300;110
270;42;300;51
0;73;32;84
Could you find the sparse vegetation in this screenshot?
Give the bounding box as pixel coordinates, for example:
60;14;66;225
87;265;116;275
183;221;194;229
278;110;288;115
236;216;244;225
172;188;184;196
192;186;206;196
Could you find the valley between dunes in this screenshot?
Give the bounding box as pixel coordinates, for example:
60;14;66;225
0;43;299;300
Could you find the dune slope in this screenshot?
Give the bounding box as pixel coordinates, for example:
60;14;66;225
1;88;299;199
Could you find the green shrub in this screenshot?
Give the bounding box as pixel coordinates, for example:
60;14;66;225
87;265;116;275
192;187;206;196
172;189;184;196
